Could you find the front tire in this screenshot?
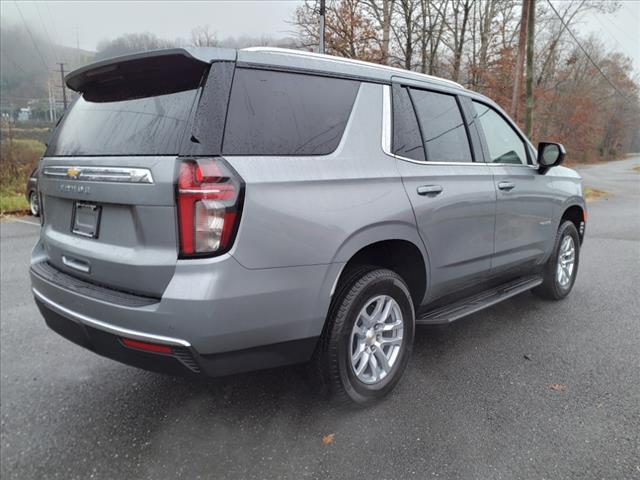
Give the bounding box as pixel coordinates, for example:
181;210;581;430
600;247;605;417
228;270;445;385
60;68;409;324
312;267;415;406
533;220;580;300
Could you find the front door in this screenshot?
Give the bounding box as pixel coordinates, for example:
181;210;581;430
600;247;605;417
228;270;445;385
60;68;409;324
470;101;556;274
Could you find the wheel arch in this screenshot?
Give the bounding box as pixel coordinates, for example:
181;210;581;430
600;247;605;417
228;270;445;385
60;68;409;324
328;222;430;309
559;201;586;243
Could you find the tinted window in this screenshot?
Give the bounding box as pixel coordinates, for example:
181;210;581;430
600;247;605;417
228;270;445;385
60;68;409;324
223;69;359;156
410;89;473;163
472;101;528;165
392;86;425;161
47;90;197;156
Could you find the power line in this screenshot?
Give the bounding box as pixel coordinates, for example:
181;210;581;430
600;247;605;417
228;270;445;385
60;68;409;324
592;15;629;59
35;2;59;64
44;3;65;64
13;1;50;72
0;47;28;75
546;0;628;100
622;3;640;24
45;3;59;38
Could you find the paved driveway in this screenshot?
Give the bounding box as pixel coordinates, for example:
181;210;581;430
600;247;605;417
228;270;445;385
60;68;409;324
1;156;639;479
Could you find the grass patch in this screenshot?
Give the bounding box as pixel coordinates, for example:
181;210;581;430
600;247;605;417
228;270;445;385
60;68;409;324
633;165;640;173
2;138;46;154
0;192;28;214
0;137;45;214
1;123;53;144
584;187;608;201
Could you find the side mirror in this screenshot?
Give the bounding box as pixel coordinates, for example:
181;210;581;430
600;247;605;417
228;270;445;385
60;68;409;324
537;142;566;171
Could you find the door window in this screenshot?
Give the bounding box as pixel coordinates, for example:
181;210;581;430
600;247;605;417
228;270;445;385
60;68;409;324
392;86;425;161
409;89;473;163
472;101;529;165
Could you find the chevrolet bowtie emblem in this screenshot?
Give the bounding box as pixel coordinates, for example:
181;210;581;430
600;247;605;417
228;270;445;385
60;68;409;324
66;167;81;179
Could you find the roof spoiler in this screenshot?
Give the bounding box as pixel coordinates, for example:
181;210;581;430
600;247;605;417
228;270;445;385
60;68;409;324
66;47;237;98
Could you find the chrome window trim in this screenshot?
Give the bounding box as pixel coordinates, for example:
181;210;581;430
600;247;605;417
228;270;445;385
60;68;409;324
32;288;191;347
382;85;538;169
382;85;478;166
381;85;392;156
42;166;154;184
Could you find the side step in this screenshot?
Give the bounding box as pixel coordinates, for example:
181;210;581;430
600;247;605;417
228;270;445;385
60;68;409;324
416;275;543;325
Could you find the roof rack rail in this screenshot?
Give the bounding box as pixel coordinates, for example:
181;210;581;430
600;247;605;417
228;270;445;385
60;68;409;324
242;47;464;89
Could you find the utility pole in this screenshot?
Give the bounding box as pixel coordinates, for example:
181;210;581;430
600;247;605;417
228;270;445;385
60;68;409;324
58;63;68;110
510;0;529;122
524;0;535;139
319;0;326;54
48;79;56;122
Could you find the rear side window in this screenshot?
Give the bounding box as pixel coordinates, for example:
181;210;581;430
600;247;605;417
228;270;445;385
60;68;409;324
223;69;359;156
392;86;425;161
47;89;198;156
409;89;473;163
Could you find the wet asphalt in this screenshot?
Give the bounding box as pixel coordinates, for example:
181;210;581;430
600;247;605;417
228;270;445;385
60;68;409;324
1;156;639;479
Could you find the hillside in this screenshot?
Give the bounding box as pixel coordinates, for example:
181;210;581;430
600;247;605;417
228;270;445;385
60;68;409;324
0;23;94;109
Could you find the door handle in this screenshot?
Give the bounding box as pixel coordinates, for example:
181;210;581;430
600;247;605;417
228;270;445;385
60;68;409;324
498;181;515;191
417;185;443;195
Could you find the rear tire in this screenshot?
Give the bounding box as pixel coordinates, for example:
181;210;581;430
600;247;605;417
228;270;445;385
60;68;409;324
311;266;415;406
533;221;580;300
29;191;39;217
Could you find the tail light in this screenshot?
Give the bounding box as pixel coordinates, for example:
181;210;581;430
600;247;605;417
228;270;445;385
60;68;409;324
121;338;173;354
176;157;243;257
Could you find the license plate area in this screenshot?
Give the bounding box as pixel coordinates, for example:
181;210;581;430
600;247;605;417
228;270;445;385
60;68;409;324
72;202;101;238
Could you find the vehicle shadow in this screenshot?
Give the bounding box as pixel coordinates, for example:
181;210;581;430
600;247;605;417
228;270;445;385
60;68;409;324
35;291;551;477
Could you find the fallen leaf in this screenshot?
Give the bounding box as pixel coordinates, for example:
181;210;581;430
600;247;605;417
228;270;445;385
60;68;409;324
322;433;336;445
548;383;567;392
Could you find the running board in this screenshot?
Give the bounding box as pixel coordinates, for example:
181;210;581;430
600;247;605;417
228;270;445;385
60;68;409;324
416;276;543;325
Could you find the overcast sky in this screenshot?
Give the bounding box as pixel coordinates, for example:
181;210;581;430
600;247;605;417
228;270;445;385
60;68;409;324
1;0;638;73
1;1;303;47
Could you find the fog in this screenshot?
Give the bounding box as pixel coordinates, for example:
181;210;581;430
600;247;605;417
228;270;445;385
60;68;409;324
0;1;303;51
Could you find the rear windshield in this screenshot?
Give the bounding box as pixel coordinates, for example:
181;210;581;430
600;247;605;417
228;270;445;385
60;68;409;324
46;89;198;156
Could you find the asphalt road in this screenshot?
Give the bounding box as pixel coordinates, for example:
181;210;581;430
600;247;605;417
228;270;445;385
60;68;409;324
1;157;639;480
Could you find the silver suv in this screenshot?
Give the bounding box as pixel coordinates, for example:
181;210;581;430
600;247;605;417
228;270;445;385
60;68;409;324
30;47;586;405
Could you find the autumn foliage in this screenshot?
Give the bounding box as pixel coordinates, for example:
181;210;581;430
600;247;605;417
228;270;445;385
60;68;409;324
294;0;640;162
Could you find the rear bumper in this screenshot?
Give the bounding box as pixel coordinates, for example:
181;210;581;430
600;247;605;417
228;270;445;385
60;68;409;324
35;293;319;377
30;248;338;377
36;298;201;376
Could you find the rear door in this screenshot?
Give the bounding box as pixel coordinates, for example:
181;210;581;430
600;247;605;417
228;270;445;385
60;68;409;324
38;53;214;297
469;100;556;273
391;82;496;300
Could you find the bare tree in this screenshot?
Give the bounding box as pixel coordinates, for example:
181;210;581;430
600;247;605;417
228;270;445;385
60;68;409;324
191;25;218;47
447;0;474;82
467;0;500;88
362;0;396;64
391;0;421;69
418;0;448;75
293;0;379;60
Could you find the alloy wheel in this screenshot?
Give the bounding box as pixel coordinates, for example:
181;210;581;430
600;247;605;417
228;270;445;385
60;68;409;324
556;235;575;288
349;295;404;384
